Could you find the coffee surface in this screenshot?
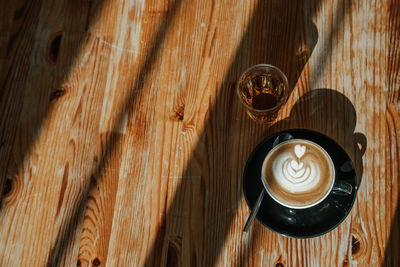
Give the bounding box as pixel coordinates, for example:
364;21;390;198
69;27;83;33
262;139;334;208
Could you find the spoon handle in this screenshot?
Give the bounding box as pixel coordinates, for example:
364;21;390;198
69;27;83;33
243;188;266;232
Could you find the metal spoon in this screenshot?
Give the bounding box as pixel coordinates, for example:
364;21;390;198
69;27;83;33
243;188;265;232
243;134;293;232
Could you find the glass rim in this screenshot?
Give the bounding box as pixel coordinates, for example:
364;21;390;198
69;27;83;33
236;64;289;113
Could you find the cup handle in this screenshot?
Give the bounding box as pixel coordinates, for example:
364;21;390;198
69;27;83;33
332;180;353;196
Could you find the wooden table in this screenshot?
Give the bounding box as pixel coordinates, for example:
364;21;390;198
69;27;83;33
0;0;399;266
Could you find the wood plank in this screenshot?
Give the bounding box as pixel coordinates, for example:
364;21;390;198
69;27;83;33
0;0;97;265
388;0;400;103
383;103;400;266
106;0;253;265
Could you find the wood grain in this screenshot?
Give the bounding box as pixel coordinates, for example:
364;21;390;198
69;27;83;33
0;0;399;266
388;0;400;103
383;103;400;266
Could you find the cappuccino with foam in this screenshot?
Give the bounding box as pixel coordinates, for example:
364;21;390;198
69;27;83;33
262;139;335;208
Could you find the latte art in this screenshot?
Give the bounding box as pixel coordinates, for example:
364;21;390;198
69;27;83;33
273;147;320;193
262;139;335;208
283;159;312;183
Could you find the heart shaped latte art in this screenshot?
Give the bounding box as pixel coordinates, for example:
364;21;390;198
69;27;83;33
290;160;303;171
271;144;321;193
294;144;306;158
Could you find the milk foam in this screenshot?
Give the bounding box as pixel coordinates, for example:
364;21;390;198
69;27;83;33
262;139;335;208
272;149;320;193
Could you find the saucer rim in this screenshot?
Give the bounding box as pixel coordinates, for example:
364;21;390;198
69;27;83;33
242;128;358;238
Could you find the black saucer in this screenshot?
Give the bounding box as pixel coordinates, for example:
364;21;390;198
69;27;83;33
243;129;357;238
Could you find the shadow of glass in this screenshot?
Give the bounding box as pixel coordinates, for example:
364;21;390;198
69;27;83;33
268;89;366;187
144;0;319;265
0;0;105;206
